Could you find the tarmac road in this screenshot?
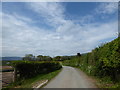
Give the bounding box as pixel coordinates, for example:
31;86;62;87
44;66;97;88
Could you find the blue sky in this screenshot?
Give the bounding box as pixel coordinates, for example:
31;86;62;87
1;2;118;57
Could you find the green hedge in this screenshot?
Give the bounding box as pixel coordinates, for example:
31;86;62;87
11;61;62;79
63;37;120;81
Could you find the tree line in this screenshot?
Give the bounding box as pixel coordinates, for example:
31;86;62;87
22;54;76;61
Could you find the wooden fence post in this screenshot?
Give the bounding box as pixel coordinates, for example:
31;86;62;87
13;68;17;82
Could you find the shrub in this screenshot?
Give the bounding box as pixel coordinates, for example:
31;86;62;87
11;61;62;79
63;37;120;82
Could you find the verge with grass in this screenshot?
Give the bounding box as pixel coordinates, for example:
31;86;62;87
5;69;62;88
62;37;120;88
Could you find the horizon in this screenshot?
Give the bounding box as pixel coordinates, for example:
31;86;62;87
2;2;118;57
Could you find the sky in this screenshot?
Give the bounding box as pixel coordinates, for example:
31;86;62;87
1;2;118;57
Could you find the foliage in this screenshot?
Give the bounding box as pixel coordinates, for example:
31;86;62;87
2;61;11;66
22;54;35;61
63;37;120;82
11;61;62;79
6;69;61;88
36;55;52;61
77;53;81;56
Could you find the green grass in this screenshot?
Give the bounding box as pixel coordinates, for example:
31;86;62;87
5;69;62;88
78;66;120;88
63;65;120;89
95;76;120;88
77;66;120;88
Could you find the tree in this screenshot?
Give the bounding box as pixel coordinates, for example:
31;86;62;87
53;56;61;61
77;53;81;56
43;56;52;61
23;54;35;61
37;55;43;61
36;55;52;61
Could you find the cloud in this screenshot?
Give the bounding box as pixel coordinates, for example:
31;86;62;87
2;12;48;56
56;20;117;51
95;2;118;14
2;2;118;57
27;2;66;28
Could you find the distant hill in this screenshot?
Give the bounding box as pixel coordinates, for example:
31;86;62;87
1;57;22;61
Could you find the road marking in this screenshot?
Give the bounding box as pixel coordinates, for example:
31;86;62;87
34;80;48;90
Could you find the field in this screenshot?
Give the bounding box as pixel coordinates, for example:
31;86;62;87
2;61;62;88
2;66;14;88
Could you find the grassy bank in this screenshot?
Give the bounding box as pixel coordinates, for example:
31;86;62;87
4;69;62;88
79;66;120;88
95;76;120;88
62;37;120;88
62;65;120;88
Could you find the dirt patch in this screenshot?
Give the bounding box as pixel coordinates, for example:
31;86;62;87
2;66;13;70
2;66;14;88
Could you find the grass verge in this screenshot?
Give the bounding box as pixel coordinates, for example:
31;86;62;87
94;76;120;88
77;66;120;88
4;69;62;89
64;65;120;89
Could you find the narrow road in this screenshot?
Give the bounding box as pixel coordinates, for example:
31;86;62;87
44;66;97;88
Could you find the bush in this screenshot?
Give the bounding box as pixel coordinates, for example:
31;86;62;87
63;37;120;82
11;61;62;79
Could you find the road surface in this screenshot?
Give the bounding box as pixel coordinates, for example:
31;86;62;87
44;66;97;88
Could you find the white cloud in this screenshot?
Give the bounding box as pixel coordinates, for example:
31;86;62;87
95;2;118;14
27;2;66;28
2;2;118;57
56;20;118;52
2;13;48;56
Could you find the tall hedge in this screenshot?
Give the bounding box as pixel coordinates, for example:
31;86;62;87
63;37;120;81
11;61;62;79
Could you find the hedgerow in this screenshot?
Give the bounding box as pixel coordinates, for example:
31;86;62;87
11;61;62;79
63;37;120;82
